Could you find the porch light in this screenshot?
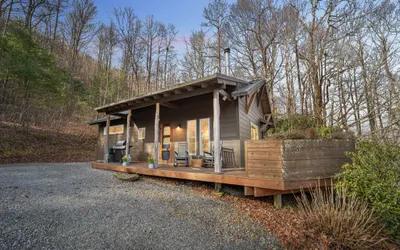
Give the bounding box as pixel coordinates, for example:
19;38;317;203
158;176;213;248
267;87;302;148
177;124;181;129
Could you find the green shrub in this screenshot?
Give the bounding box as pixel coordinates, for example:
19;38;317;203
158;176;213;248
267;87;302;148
271;114;320;134
296;185;387;249
336;141;400;242
268;115;354;140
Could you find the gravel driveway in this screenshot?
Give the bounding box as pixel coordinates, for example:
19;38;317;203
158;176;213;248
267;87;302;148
0;163;280;250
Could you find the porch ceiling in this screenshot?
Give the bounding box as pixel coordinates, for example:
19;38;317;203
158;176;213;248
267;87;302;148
95;74;249;114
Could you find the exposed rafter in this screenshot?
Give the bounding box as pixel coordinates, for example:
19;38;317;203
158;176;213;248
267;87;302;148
161;102;180;109
218;90;232;102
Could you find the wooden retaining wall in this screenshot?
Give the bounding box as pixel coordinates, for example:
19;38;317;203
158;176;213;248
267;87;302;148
245;139;355;181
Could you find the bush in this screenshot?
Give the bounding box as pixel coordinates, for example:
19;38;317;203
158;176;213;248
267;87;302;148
268;114;354;140
296;185;387;249
271;114;320;134
336;141;400;242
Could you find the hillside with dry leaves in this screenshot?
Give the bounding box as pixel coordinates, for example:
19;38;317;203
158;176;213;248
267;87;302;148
0;118;97;164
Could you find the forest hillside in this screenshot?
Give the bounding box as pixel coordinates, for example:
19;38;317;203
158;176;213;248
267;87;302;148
0;0;399;164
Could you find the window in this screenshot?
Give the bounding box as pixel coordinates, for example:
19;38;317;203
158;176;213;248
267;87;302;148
187;120;197;155
138;127;146;139
103;125;124;135
200;118;210;153
251;123;259;140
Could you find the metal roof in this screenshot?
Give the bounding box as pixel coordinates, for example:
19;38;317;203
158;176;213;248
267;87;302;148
87;111;129;125
231;79;265;98
95;74;249;114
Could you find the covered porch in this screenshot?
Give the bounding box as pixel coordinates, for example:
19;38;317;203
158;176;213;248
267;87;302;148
97;74;245;172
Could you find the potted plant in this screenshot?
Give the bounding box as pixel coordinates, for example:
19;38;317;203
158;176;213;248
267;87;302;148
122;156;128;166
148;156;154;169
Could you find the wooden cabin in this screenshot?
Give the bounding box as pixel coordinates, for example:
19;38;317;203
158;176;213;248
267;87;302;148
89;73;354;207
89;74;273;169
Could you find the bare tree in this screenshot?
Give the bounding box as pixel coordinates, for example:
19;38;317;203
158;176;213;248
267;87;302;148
202;0;229;74
61;0;97;71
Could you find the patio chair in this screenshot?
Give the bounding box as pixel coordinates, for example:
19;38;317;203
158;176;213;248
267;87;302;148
202;151;214;168
202;146;236;168
174;142;189;167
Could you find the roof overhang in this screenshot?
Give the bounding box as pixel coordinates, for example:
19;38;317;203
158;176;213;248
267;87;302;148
231;79;265;98
95;74;249;114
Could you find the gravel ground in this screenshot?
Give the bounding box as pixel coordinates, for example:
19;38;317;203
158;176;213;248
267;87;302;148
0;163;280;250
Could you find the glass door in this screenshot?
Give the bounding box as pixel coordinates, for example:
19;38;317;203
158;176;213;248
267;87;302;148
200;118;210;154
161;124;171;162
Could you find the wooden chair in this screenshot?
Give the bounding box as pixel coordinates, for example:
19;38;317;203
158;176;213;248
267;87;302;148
202;146;236;168
202;151;214;168
174;142;189;167
222;147;236;168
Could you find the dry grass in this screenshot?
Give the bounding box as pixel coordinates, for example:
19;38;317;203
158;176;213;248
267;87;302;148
296;185;388;249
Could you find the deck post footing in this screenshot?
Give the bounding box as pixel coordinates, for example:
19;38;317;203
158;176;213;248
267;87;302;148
274;194;282;209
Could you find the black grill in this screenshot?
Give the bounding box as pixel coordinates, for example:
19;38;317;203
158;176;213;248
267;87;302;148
112;140;126;162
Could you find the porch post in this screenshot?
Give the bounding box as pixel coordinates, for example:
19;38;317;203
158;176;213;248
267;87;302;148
125;109;131;156
154;103;160;168
213;90;221;173
104;113;110;163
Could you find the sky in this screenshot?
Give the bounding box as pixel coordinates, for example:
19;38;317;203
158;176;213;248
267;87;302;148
94;0;233;57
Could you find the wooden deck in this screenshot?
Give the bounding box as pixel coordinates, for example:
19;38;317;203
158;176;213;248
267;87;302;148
92;162;332;195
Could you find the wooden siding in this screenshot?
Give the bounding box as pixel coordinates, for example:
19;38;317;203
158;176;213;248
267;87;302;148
97;119;129;160
244;139;355;182
282;140;355;181
238;95;265;167
245;140;284;180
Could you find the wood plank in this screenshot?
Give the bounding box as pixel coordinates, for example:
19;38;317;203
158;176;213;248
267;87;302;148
247;152;282;161
247;160;282;169
92;163;285;190
244;186;254;196
219;89;232;102
245;140;249;176
161;102;179;109
283;139;355;150
125;110;131;156
284;178;334;190
283;158;350;171
154;103;160;168
253;188;301;197
246;140;283;147
104;114;110;163
283;148;351;161
247;147;282;153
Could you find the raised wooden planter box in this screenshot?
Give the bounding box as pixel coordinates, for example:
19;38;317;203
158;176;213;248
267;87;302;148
245;139;355;181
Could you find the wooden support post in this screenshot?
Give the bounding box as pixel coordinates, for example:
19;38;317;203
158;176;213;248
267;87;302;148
214;183;222;192
125;110;132;156
154;103;160;168
244;186;254;196
104;113;110;163
274;194;282;209
213;90;221;173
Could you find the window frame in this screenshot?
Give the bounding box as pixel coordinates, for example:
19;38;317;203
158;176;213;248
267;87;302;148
138;127;146;140
186;119;197;155
199;118;210;154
